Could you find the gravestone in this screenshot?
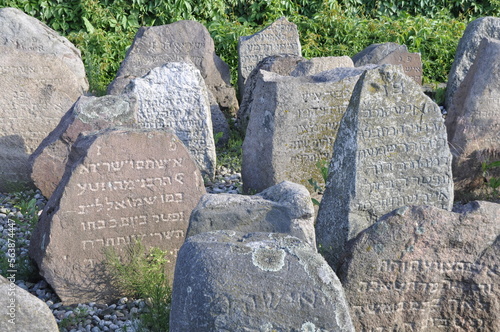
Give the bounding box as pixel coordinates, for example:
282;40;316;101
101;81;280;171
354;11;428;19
237;54;354;133
445;16;500;111
0;7;88;190
29;128;205;304
123;62;216;179
170;231;355;331
316;65;453;270
242;67;368;194
30;95;135;198
339;202;500;331
238;17;302;96
352;42;423;85
446;37;500;196
187;181;316;248
107;20;238;114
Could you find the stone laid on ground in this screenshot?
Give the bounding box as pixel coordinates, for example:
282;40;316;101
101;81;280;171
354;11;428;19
30;95;135;199
445;16;500;111
0;275;59;332
242;67;368;194
170;231;355;331
352;42;423;85
238;17;302;96
123;62;217;179
0;7;88;191
237;54;354;133
445;37;500;195
107;20;238;114
316;65;454;270
187;181;316;247
29;128;206;304
339;202;500;331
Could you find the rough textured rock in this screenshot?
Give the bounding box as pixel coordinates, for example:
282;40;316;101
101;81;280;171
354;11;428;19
352;42;422;84
339;202;500;331
0;7;88;190
238;17;302;96
107;20;238;114
242;67;367;194
187;181;316;247
170;231;355;331
237;54;354;133
445;16;500;111
0;275;58;332
445;37;500;197
30;95;135;198
123;62;216;179
316;65;454;270
29;128;205;304
208;90;230;147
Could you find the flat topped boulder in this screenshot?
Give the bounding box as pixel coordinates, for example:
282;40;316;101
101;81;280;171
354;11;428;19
316;64;453;270
187;181;316;248
0;7;88;190
29;128;205;304
30;95;135;198
170;231;355;331
238;17;302;96
107;20;238;114
339;201;500;331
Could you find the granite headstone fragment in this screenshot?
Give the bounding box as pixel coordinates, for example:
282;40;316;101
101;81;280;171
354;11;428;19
123;62;216;179
29;128;205;304
339;202;500;331
445;16;500;111
0;7;88;190
352;42;423;84
107;20;238;114
238;17;302;96
170;231;355;331
316;65;453;270
242;67;367;193
30;95;134;198
187;181;316;247
446;37;500;196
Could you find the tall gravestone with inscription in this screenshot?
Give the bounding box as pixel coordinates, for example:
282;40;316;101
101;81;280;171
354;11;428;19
238;17;302;96
316;65;453;270
339;202;500;331
123;62;216;179
30;95;135;199
446;37;500;196
0;7;88;190
170;231;355;331
352;42;423;85
29;128;205;304
107;20;238;114
242;67;367;194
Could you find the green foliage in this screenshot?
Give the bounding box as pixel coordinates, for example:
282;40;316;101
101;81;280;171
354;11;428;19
58;307;90;330
105;240;171;332
482;161;500;199
307;159;329;206
216;121;244;173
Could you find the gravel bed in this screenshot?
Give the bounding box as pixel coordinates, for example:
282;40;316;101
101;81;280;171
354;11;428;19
0;166;242;331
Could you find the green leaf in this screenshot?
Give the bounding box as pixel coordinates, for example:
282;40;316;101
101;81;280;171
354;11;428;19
82;17;95;34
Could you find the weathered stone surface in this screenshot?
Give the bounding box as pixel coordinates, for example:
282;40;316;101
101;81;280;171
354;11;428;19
352;42;422;84
123;62;216;179
445;16;500;111
170;231;355;331
316;65;453;270
29;128;205;304
339;202;500;331
0;7;88;190
237;54;354;133
187;181;315;247
0;275;58;332
208;90;230;147
242;67;367;194
238;17;301;96
107;20;238;114
446;37;500;196
30;95;135;198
